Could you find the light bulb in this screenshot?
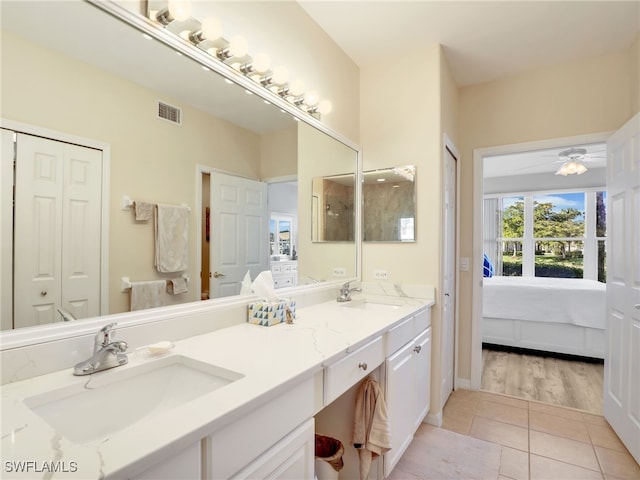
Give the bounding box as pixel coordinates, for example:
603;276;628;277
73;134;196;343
304;90;319;106
271;66;289;85
318;100;333;115
167;0;191;21
228;35;249;58
201;17;222;40
252;53;271;73
289;79;305;97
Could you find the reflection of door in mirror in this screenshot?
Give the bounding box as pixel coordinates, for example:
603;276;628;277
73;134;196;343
1;130;105;330
363;165;417;242
207;172;269;300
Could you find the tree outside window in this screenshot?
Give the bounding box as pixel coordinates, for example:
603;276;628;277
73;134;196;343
494;191;605;280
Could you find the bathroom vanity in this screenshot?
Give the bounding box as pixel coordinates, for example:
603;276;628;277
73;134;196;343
1;288;433;479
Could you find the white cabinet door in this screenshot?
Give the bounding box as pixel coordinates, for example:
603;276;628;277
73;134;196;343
133;441;201;480
231;419;314;480
414;328;432;430
385;339;416;477
384;326;432;478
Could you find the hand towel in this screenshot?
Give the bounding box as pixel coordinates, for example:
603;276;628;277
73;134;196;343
154;204;189;273
352;377;391;480
167;277;188;294
130;280;166;311
134;201;154;221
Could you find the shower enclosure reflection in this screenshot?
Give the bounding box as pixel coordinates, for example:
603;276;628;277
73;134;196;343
362;165;416;242
311;173;355;242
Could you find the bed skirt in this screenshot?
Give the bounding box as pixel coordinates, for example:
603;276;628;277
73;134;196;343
483;316;605;359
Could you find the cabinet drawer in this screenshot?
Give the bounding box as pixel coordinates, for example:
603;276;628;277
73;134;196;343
207;377;314;479
271;265;283;274
324;336;384;405
385;317;414;355
413;308;431;333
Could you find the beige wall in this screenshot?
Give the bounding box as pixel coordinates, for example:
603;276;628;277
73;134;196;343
457;50;634;382
360;45;462;418
630;34;640;115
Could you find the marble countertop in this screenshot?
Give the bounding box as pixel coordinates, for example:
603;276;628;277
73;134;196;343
1;293;433;479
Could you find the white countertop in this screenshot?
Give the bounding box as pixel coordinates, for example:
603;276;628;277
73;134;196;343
0;294;433;479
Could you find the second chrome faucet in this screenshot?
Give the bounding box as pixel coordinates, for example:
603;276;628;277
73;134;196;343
73;323;128;376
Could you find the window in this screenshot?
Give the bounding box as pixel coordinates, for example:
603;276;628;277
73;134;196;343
532;193;584;278
488;190;606;281
270;214;293;258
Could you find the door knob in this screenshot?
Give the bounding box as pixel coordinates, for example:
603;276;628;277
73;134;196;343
213;272;226;278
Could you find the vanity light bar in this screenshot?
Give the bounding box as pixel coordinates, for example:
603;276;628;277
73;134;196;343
149;1;332;120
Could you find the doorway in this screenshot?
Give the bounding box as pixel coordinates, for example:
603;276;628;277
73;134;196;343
197;168;269;300
471;133;610;410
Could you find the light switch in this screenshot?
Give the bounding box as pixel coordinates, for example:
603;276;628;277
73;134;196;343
460;257;469;271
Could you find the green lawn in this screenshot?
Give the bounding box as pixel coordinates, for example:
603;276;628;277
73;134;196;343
502;254;584;278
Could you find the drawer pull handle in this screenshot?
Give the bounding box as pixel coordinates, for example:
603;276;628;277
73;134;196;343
358;362;368;371
414;345;422;354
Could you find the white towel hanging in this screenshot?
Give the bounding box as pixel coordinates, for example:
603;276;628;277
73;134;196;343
154;204;189;273
130;280;166;311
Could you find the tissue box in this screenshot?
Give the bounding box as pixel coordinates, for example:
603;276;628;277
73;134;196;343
247;299;296;326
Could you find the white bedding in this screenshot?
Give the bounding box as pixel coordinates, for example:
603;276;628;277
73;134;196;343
483;276;606;330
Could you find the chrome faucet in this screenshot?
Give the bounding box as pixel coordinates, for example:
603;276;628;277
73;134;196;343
73;323;128;376
337;281;362;302
57;307;76;322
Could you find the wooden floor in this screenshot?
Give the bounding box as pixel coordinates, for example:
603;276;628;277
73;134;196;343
481;348;604;414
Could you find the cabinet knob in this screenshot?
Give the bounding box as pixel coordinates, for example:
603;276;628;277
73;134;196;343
40;290;47;296
414;345;422;354
358;362;368;371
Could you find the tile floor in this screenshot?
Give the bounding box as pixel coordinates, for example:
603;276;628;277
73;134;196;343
388;389;640;480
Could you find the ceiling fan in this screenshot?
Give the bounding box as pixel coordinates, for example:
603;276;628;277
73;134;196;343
554;147;590;176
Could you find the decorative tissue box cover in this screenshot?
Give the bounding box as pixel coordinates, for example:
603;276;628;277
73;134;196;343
247;299;296;326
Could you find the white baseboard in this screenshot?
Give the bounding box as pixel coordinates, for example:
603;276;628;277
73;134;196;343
424;411;443;427
455;377;472;390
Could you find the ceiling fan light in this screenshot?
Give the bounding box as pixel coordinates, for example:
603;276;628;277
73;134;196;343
575;163;588;175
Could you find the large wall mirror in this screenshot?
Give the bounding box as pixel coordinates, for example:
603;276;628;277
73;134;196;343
0;1;359;332
362;166;416;242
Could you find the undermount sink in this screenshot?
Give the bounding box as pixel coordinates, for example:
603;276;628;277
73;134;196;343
24;355;243;444
344;298;403;310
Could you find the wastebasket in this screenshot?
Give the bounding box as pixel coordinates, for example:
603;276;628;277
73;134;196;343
314;434;344;480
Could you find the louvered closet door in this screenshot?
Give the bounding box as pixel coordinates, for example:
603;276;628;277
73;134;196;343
14;134;102;328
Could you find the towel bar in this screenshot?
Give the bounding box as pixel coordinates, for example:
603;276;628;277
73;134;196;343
121;274;189;292
122;195;191;212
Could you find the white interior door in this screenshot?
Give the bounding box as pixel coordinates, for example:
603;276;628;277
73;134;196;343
14;133;102;328
441;147;457;407
210;171;268;298
604;112;640;464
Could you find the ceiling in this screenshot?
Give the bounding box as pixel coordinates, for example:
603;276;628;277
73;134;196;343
483;143;607;178
298;1;640;86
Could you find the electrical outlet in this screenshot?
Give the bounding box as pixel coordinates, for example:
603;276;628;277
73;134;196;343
373;269;388;280
332;267;346;277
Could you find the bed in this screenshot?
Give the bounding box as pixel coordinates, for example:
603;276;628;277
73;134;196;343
482;276;606;359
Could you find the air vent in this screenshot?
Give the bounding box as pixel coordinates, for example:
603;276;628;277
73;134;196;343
157;101;182;125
